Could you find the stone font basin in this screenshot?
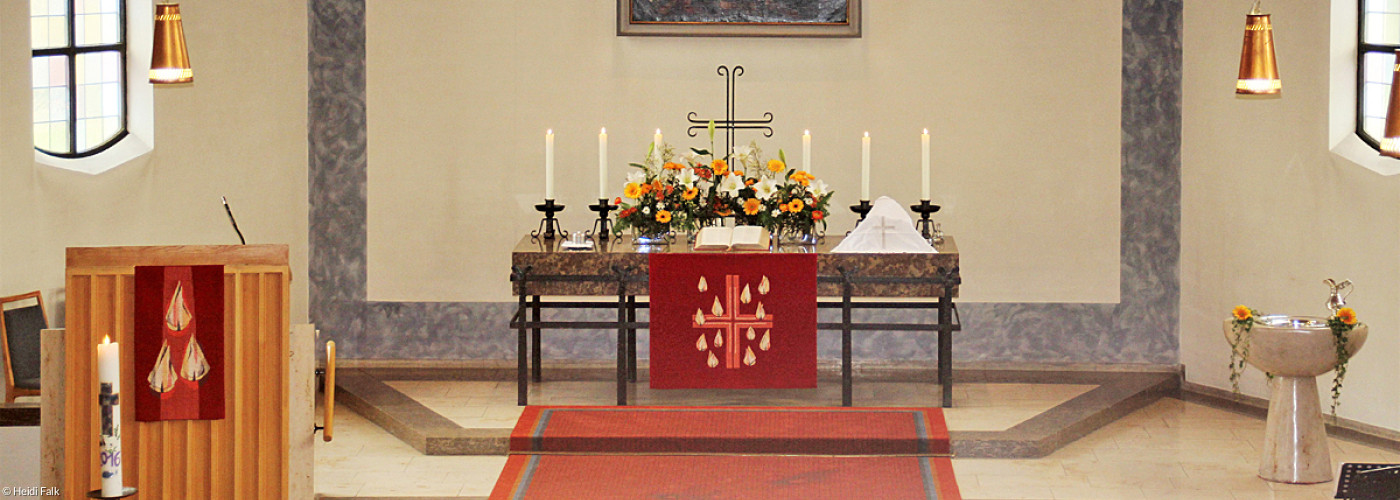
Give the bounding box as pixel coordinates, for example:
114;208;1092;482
1230;315;1368;377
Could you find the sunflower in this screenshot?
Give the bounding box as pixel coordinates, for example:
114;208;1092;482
711;159;729;176
682;187;699;200
655;210;672;223
623;183;642;199
767;159;785;172
1231;305;1251;321
1337;307;1357;325
742;198;762;216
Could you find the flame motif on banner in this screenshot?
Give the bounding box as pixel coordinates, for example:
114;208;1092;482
693;275;773;369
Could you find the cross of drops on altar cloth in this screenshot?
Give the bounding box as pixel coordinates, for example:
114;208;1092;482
870;217;899;249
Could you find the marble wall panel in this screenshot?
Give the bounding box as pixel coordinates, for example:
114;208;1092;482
308;0;1181;364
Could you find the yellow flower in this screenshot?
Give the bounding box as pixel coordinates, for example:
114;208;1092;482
623;183;642;199
711;159;729;176
788;198;805;212
655;210;672;223
682;187;699;200
1337;307;1357;325
742;198;762;216
767;159;785;172
1231;305;1251;321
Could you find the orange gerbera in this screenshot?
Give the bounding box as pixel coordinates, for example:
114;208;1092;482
682;187;699;200
623;183;643;199
1231;305;1251;321
732;170;743;177
651;180;664;193
742;198;762;216
788;198;805;212
663;162;684;170
767;159;785;172
711;159;729;176
639;183;652;195
655;210;672;223
1337;307;1357;325
789;171;813;186
812;210;824;221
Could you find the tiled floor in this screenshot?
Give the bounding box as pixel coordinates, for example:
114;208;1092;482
385;380;1098;432
315;383;1400;499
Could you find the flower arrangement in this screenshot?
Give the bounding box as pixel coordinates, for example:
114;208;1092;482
1227;305;1362;416
613;123;834;243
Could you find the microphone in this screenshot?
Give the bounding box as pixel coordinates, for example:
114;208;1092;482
222;196;246;245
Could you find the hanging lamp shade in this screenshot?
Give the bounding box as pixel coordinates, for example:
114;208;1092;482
1381;52;1400;158
1236;5;1280;95
150;3;193;84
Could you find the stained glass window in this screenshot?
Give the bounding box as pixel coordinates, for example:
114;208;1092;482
1360;0;1400;150
31;0;127;158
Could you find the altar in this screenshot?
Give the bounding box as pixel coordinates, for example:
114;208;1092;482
509;234;961;407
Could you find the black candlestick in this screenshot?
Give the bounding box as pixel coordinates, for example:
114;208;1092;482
850;199;873;222
531;199;566;240
910;199;941;240
586;198;619;240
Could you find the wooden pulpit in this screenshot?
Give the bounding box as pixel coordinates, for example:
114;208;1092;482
48;245;307;499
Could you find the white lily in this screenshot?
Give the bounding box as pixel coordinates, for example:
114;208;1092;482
626;171;647;185
677;167;699;187
718;174;745;197
753;178;779;199
732;145;754;162
809;179;830;199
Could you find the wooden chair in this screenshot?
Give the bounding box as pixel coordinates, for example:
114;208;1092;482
2;291;47;403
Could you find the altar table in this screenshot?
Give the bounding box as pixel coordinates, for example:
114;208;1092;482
509;234;961;407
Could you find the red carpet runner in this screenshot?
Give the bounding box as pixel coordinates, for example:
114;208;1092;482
491;406;961;499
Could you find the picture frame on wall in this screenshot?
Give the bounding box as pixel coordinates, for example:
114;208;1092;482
618;0;861;38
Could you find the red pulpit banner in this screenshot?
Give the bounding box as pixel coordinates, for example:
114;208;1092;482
134;265;225;421
649;253;817;389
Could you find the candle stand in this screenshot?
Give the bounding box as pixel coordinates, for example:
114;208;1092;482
531;199;566;240
585;198;618;241
848;200;873;233
87;487;138;499
911;199;941;241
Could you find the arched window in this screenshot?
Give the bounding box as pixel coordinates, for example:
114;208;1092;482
1359;1;1400;150
31;0;128;158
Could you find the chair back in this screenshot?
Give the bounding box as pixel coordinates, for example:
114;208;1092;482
2;292;47;395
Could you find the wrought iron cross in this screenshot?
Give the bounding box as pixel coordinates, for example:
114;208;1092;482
687;65;775;157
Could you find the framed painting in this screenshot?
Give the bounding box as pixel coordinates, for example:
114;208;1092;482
618;0;861;38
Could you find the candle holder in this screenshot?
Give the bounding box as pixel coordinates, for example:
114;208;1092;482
910;199;941;240
585;198;618;241
87;487;138;499
531;199;567;240
848;200;874;234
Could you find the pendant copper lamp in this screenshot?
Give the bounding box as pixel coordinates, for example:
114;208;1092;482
150;3;193;84
1381;51;1400;158
1236;1;1280;95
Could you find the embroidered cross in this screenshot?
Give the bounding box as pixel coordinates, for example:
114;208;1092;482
694;275;772;369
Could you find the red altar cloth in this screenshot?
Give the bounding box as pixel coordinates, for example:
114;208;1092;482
648;253;817;389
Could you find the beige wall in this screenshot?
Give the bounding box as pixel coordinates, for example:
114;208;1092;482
1182;0;1400;430
0;3;309;327
365;1;1124;304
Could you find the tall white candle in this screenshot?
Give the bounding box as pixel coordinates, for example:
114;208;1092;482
97;335;123;497
802;130;811;173
861;132;871;201
545;129;555;200
921;129;931;200
598;128;608;199
653;129;663;159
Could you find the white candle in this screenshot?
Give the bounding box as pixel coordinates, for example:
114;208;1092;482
653;129;663;159
598;128;608;199
545;129;555;200
921;129;931;200
802;130;811;173
97;335;123;497
861;132;871;201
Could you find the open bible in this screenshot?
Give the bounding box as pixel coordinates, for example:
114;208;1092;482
693;226;771;251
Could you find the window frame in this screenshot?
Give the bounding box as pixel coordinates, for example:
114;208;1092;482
31;0;130;159
1357;1;1400;151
